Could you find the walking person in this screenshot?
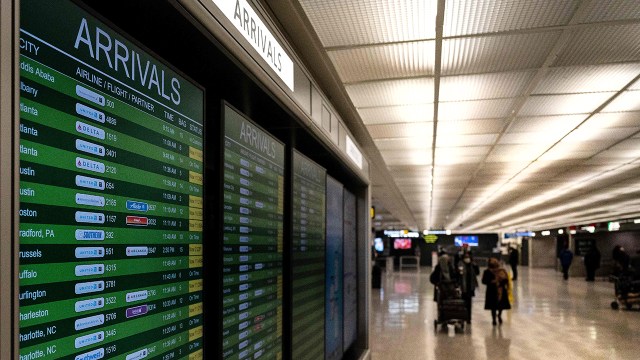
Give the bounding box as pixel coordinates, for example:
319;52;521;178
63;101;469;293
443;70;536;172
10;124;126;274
612;245;630;276
430;252;457;301
430;252;456;285
482;258;511;326
457;253;479;323
508;246;519;281
559;246;574;280
584;244;601;282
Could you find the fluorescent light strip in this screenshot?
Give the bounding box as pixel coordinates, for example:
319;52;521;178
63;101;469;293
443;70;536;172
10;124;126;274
464;158;640;230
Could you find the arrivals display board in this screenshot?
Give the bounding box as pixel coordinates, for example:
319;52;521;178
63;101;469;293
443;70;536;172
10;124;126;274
325;176;343;360
221;105;284;360
291;151;326;360
19;1;204;359
342;189;357;352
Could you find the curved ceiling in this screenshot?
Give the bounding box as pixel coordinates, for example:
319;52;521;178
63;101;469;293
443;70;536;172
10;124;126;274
261;0;640;233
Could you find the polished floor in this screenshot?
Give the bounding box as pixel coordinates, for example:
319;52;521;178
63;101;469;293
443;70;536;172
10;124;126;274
370;266;640;360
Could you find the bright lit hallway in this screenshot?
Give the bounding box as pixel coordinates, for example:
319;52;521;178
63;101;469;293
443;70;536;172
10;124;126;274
370;266;640;360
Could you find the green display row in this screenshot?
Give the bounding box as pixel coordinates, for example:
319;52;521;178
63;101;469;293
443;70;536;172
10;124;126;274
19;202;197;233
20;138;202;197
19;117;196;184
223;191;279;213
20;256;199;286
20;289;201;348
20;275;201;328
222;252;280;265
21;182;195;222
222;330;280;360
221;266;280;291
19;242;192;264
20;161;196;209
19;99;202;171
21;309;202;359
222;260;281;276
19;223;200;246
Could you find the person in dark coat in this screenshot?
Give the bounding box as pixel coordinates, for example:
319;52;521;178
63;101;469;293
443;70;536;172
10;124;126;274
430;253;457;301
583;244;601;282
482;258;511;326
612;245;630;276
457;253;479;323
559;247;574;280
508;247;519;281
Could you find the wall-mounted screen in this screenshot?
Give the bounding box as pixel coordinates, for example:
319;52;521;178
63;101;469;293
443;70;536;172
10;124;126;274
454;236;479;247
374;238;384;253
325;176;343;360
342;189;357;352
19;1;204;359
291;150;326;360
393;238;412;250
222;105;284;359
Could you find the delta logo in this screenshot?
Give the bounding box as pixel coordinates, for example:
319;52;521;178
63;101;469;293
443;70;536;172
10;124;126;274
76;157;105;173
75;121;105;140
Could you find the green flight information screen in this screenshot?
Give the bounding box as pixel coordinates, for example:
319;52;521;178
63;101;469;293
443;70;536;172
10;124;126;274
291;151;325;360
18;1;204;360
221;105;284;360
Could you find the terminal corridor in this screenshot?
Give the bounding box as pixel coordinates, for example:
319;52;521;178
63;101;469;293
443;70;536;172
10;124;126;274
371;267;640;360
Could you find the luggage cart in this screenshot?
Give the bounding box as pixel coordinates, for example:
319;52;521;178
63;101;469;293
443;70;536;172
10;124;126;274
434;280;469;330
610;274;640;310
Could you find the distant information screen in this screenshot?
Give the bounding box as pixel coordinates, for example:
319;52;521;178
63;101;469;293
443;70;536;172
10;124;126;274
291;151;326;360
19;1;204;359
222;105;284;359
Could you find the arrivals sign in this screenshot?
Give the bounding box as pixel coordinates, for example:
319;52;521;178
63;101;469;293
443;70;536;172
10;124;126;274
212;0;295;91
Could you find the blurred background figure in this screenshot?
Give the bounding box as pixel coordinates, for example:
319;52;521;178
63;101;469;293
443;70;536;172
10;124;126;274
584;244;601;282
509;247;519;281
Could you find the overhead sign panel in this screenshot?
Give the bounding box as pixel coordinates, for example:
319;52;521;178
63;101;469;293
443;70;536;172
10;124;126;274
212;0;295;91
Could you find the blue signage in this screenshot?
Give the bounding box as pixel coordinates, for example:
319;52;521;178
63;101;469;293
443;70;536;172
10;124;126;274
126;200;149;212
